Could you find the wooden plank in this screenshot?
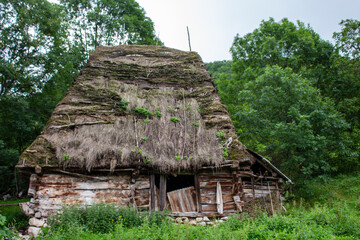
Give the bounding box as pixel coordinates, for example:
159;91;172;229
159;175;166;211
150;174;155;211
194;174;202;213
216;182;223;214
200;186;232;196
251;177;255;199
202;202;237;212
200;181;233;188
201;193;233;204
167;186;197;212
199;176;233;181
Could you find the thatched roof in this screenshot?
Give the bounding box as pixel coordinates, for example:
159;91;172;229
17;45;250;172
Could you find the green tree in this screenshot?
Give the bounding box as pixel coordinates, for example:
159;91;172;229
61;0;162;53
230;18;334;91
235;66;353;178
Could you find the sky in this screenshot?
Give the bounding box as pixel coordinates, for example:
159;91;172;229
136;0;360;63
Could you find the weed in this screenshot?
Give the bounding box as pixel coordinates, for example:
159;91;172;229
156;111;162;118
141;137;147;141
192;122;199;127
171;117;180;123
186;105;191;111
216;131;225;139
145;157;150;163
62;153;69;162
144;117;149;123
175;156;181;161
133;107;152;117
222;147;229;157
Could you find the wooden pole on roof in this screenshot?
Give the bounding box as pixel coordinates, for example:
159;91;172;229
187;26;192;51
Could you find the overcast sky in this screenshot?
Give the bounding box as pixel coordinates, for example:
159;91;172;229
136;0;360;63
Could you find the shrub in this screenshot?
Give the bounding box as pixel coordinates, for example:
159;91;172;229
133;107;152;117
171;117;180;123
0;214;16;239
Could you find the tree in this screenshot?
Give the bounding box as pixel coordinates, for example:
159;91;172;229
0;0;66;96
61;0;162;53
235;66;354;178
230;18;334;91
333;19;360;58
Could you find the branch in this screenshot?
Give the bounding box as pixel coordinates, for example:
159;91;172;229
50;121;110;129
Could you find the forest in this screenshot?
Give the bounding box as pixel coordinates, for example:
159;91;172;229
1;0;360;239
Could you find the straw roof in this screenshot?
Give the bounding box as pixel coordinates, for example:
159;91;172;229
17;45;250;172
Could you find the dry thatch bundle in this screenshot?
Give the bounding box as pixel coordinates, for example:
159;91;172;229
18;45;249;172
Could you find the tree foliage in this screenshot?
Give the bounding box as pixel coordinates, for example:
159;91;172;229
208;18;360;180
0;0;161;195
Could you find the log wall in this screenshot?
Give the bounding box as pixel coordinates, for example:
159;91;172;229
21;173;150;229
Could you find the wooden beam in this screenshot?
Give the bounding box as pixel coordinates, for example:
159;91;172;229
159;175;167;211
251;177;255;199
194;174;202;213
150;174;155;212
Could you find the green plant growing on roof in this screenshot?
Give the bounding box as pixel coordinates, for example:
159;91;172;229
222;147;229;157
62;154;70;163
216;131;225;139
155;111;162;118
175;156;181;162
133;107;152;117
141;137;147;141
137;150;142;155
171;117;180;123
121;100;129;110
186;105;191;111
145;157;150;164
192;122;199;127
144;117;149;123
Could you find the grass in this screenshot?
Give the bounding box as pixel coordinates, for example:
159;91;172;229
36;201;360;239
0;198;30;229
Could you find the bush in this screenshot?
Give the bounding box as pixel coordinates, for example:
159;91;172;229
46;203;170;235
0;214;16;239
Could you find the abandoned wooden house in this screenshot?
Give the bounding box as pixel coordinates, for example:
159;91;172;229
16;45;292;228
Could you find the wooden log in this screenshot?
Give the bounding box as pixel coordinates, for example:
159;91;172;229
159;175;166;211
150;174;155;211
251;177;255;199
216;182;223;214
194;174;202;213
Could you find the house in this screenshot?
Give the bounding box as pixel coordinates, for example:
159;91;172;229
16;45;292;229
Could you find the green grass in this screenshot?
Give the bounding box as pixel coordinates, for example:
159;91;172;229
0;198;30;229
36;200;360;240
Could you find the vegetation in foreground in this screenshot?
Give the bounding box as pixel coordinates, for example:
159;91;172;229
33;201;360;240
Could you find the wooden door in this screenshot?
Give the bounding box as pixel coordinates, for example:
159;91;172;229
167;186;197;212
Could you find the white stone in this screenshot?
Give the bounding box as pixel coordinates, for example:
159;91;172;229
175;217;182;223
200;222;206;226
182;217;189;223
35;212;42;218
221;216;228;221
29;217;45;227
189;220;197;226
219;220;224;223
195;217;203;222
28;227;41;237
203;216;210;222
206;222;214;225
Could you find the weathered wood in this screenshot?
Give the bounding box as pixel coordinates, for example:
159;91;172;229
216;182;223;214
50;121;110;129
200;186;232;196
251;177;255;199
194;174;202;213
268;182;274;215
159;175;166;211
233;195;243;212
150;174;155;211
201;193;233;204
52;170;105;181
202;202;236;212
167;186;197;212
200;181;232;188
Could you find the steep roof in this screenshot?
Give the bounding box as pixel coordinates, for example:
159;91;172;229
16;45;251;172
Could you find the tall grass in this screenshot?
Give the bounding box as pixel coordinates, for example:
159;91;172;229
38;201;360;240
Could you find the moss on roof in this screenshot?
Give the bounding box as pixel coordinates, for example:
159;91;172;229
17;45;250;172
